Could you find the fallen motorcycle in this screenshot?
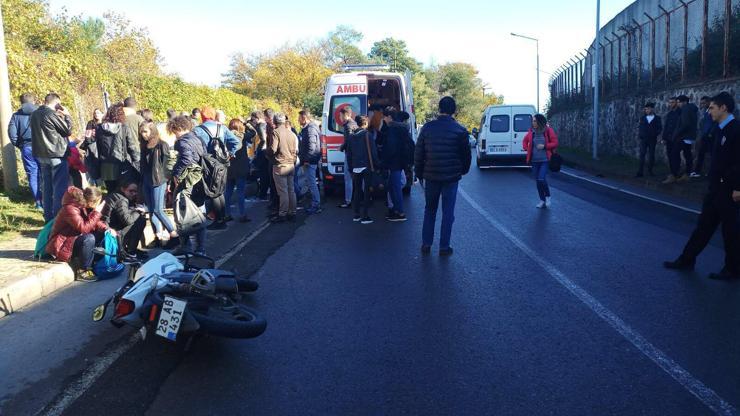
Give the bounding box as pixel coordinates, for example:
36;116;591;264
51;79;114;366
92;251;266;343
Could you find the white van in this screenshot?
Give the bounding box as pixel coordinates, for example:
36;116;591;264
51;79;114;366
475;105;536;168
320;65;416;193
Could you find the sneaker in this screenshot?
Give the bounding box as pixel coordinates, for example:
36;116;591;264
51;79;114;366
338;202;352;209
238;215;251;223
271;215;287;223
663;257;695;271
287;214;296;222
207;221;228;230
536;201;546;209
689;172;701;178
76;269;98;283
306;207;322;215
353;215;362;222
545;197;551;207
35;202;43;211
662;175;677;184
676;174;689;183
439;247;454;256
385;209;396;220
360;217;374;224
223;215;234;222
388;213;408;222
421;245;431;254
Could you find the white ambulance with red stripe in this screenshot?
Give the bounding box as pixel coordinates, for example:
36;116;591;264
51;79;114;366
320;65;417;193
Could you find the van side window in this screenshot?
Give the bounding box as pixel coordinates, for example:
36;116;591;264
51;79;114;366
489;115;510;133
328;95;366;134
513;115;532;132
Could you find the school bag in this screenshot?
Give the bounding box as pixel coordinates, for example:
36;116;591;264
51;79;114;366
34;219;55;260
93;230;125;279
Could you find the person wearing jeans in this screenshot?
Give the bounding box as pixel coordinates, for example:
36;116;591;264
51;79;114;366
381;111;414;221
298;110;322;213
8;93;42;208
338;108;358;208
37;157;70;221
414;97;471;255
345;116;378;224
523;114;559;208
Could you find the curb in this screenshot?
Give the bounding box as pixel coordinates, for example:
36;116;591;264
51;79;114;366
0;262;74;317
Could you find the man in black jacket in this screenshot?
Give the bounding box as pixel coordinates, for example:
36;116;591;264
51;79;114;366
670;95;699;182
382;111;414;222
662;97;682;184
338;107;358;208
636;103;662;177
31;93;73;221
414;97;471;256
8;93;41;208
102;179;148;260
298;109;322;214
664;92;740;280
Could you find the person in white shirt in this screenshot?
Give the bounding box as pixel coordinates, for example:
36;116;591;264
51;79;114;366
637;102;663;177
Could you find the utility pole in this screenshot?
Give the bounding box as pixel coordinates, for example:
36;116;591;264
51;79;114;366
593;0;601;160
0;5;19;191
511;33;540;113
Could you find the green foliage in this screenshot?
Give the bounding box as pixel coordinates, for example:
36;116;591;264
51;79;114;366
411;72;436;124
368;38;421;73
322;25;367;69
428;63;504;129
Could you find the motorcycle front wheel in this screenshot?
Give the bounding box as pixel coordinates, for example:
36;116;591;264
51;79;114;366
189;303;266;339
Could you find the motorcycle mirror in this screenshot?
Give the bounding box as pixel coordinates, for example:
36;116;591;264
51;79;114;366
92;304;107;321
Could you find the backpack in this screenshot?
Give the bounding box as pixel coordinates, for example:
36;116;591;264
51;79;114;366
93;230;125;279
199;125;230;166
34;219;55;260
200;153;228;198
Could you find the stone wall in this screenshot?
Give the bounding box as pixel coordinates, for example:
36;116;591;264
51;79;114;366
549;78;740;160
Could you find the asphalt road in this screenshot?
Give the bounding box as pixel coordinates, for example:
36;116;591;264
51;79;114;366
6;167;740;416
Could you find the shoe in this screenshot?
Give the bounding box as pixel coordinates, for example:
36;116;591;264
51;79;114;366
662;175;677;184
162;239;180;250
207;221;227;230
306;207;322;215
360;217;374;224
238;215;251;223
663;257;695;271
271;216;286;223
296;206;305;211
353;215;362;222
35;202;43;211
287;215;296;222
421;245;432;254
439;247;454;256
223;215;234;222
676;174;689;183
385;209;396;220
545;197;551;207
133;250;149;260
536;201;546;209
635;172;644;178
75;269;98;283
388;213;407;222
171;246;192;256
689;172;701;178
338;202;352;209
708;269;740;280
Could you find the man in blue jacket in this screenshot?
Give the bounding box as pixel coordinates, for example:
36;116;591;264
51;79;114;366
8;93;41;209
298;109;322;214
414;97;471;256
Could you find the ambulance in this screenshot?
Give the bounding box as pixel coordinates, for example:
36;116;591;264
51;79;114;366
320;65;417;194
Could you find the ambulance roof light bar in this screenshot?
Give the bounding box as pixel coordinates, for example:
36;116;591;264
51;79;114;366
341;64;391;72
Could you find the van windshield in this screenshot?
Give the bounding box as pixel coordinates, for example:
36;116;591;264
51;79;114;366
329;95;367;134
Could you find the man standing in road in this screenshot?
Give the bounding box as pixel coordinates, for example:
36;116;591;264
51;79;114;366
268;113;298;222
694;96;716;177
662;97;682;184
414;97;471;256
636;102;662;178
8;93;42;209
123;97;144;181
338;106;358;209
664;92;740;280
298;109;322;214
670;95;699;183
31;93;73;222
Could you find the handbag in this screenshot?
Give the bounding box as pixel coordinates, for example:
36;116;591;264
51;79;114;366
364;132;385;192
174;192;206;236
549;151;563;172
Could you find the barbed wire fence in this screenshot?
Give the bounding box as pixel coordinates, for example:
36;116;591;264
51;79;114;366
548;0;738;114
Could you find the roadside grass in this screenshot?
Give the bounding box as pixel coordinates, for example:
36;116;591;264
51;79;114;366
0;158;45;242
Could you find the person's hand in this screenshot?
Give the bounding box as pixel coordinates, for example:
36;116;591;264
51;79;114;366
56;105;70;117
733;191;740;203
95;200;106;212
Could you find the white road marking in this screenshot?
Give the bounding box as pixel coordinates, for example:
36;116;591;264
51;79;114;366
38;220;272;416
458;187;736;416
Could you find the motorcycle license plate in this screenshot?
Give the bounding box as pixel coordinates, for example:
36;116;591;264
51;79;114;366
156;296;187;341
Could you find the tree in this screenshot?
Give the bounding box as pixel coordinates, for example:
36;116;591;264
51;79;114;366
368;38;420;73
411;72;436;124
433;63;503;129
322;25;366;69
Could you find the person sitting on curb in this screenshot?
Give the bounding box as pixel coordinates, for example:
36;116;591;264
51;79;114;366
101;179;148;260
46;186;110;282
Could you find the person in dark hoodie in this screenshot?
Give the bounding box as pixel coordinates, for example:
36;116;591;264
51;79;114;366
670;95;699;182
381;110;414;222
8;93;41;209
664;92;740;280
662;97;682;184
95;103;140;192
338;106;358;209
101;178;148;260
636;102;662;177
345;115;380;224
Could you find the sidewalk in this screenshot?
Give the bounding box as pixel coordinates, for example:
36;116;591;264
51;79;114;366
0;198;269;318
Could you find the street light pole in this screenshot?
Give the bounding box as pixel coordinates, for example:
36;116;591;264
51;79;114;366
0;5;19;191
511;33;540;113
593;0;601;160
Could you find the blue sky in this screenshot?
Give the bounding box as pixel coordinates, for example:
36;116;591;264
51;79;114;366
49;0;634;107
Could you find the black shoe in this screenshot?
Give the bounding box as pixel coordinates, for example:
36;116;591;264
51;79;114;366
207;221;228;230
271;215;286;223
287;215;296;222
663;257;695;271
360;217;374;224
421;245;431;254
353;215;362;222
439;247;454;256
385;209;396;220
223;215;234;223
388;213;407;222
338;202;352;209
708;269;740;280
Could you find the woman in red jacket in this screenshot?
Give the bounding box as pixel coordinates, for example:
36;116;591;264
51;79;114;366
46;186;110;282
522;114;559;208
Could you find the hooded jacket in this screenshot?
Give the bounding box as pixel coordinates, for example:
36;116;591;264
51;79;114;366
31;105;72;159
95;122;140;172
8;103;38;147
101;191;141;231
47;187;107;262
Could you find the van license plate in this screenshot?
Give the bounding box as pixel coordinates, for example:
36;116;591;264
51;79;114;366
156;296;187;341
488;145;508;153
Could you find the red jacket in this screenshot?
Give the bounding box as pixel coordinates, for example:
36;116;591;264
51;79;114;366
47;187;107;262
522;126;559;163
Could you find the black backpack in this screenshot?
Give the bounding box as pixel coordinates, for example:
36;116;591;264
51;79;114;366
199;125;231;166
